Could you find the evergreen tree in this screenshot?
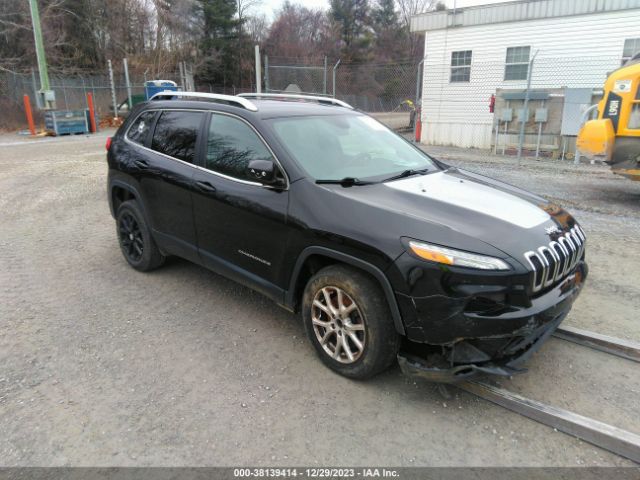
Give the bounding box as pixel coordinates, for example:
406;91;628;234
371;0;406;62
197;0;239;87
330;0;369;49
329;0;370;61
372;0;399;30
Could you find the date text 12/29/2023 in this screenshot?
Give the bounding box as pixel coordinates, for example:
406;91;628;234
233;468;400;478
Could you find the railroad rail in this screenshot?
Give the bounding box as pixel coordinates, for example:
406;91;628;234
456;327;640;464
553;326;640;363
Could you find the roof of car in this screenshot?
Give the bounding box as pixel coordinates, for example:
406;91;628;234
252;99;356;118
146;98;358;119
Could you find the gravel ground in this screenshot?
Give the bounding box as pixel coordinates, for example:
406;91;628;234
0;132;638;467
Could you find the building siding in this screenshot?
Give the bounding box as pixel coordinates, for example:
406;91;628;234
419;8;640;148
411;0;640;32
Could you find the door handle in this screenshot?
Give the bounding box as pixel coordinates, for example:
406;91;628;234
195;180;217;193
133;159;149;168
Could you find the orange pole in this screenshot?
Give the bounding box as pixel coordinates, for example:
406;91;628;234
87;92;97;133
23;94;36;136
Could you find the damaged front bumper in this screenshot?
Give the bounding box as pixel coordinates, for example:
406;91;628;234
397;264;586;383
398;314;563;382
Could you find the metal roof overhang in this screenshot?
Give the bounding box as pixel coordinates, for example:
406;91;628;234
410;0;640;33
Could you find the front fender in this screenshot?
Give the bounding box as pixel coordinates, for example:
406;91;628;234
285;246;406;336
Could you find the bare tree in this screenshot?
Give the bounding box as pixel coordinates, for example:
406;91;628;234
395;0;437;29
246;13;269;46
394;0;437;58
265;3;332;62
237;0;262;28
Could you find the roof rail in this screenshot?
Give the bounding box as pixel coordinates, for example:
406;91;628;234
149;91;258;112
237;93;353;109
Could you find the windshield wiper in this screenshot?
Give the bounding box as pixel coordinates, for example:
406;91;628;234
315;177;377;187
381;168;431;183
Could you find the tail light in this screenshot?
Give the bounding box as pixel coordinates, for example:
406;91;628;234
106;136;112;151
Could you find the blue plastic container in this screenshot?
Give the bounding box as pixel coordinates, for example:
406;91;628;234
144;80;178;100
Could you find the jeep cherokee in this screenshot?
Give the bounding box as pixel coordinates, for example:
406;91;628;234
107;92;588;381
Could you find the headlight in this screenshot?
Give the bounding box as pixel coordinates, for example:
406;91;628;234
407;240;510;271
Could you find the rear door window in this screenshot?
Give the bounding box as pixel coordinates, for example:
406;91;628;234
127;111;156;145
151;111;203;163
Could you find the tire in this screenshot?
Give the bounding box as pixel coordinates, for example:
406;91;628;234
302;265;400;379
115;200;165;272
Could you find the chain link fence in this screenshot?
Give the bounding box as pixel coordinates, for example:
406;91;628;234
335;61;420;131
1;54;624;165
0;62;185;130
0;60;258;131
264;58;419;132
264;56;329;95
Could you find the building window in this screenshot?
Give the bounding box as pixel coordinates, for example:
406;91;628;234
504;46;530;81
450;50;472;83
622;38;640;65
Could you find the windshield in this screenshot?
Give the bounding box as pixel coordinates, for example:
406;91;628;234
269;114;438;181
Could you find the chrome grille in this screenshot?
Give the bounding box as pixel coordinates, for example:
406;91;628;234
524;225;586;293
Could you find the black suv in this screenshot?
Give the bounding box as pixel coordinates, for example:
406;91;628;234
107;92;587;381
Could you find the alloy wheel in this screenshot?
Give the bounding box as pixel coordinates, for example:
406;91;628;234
311;286;366;364
118;212;144;262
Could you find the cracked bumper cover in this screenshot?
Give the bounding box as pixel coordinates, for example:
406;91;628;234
396;262;587;382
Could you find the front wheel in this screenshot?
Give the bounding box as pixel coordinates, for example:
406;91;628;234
302;265;400;379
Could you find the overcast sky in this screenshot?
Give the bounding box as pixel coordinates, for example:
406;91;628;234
260;0;327;17
259;0;510;19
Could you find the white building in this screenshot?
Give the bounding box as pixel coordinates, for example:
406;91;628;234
410;0;640;149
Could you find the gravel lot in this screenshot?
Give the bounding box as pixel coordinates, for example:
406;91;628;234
1;131;638;467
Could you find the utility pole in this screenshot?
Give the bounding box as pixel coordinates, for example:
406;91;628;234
332;59;341;97
108;60;118;119
123;58;133;109
517;50;539;159
323;56;327;95
255;45;262;93
28;0;55;109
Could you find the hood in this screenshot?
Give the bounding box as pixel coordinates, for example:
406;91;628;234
385;170;549;229
298;168;578;266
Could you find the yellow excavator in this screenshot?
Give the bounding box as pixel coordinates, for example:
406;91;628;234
577;53;640;180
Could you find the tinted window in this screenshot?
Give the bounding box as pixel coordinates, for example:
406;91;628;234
205;114;274;181
151;111;203;163
127;111;156;145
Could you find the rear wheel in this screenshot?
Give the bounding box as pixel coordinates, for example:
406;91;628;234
116;200;165;271
302;265;400;379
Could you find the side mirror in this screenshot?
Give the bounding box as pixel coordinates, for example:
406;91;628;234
247;159;279;185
